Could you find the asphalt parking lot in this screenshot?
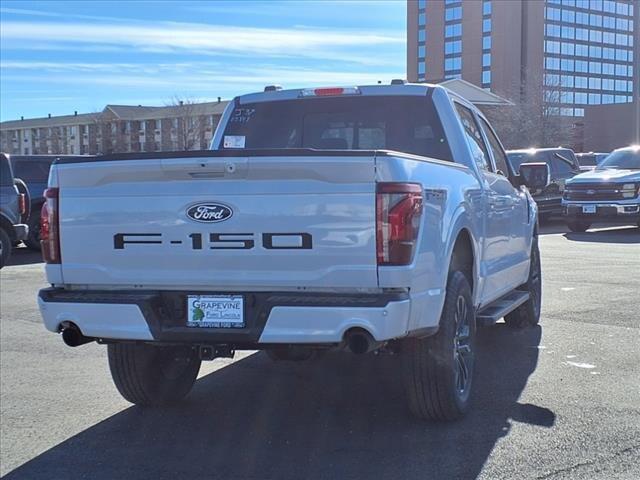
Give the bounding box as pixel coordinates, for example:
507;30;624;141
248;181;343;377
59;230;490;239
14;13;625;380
1;222;639;480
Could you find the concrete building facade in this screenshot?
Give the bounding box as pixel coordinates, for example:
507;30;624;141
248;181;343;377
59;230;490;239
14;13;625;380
0;100;229;156
407;0;639;150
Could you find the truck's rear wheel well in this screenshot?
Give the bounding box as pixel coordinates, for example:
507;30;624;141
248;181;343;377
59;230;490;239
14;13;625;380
451;229;474;296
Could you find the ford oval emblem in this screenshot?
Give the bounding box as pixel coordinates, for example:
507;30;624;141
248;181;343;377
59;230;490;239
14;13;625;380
586;189;595;195
186;203;233;223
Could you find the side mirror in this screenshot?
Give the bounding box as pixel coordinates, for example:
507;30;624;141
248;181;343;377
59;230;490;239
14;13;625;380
518;162;550;190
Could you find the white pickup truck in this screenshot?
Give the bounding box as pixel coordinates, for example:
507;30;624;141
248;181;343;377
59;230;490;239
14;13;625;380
38;83;549;421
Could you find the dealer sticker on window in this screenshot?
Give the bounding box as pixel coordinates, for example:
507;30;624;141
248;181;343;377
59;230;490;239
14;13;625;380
223;135;245;149
187;295;245;328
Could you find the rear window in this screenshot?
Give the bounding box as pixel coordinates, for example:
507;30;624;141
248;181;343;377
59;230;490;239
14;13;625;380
11;159;53;183
221;96;453;161
507;152;550;173
507;149;576;173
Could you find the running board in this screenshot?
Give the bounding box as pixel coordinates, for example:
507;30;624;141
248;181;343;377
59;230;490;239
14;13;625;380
476;290;530;327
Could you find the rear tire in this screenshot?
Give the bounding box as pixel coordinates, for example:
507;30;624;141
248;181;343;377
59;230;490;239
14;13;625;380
24;210;42;251
567;220;590;232
108;343;201;406
505;236;542;328
402;271;476;421
0;228;12;268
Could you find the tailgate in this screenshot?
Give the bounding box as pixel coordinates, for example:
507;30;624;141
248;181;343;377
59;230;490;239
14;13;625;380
55;153;378;289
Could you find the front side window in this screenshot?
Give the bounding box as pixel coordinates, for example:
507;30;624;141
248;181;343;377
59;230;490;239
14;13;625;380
454;103;491;171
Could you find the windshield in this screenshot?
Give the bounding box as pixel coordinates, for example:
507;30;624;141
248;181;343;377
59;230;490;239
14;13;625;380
597;149;640;170
221;96;453;161
576;154;596;166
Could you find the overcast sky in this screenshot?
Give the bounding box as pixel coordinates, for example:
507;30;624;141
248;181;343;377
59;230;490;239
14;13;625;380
0;0;406;120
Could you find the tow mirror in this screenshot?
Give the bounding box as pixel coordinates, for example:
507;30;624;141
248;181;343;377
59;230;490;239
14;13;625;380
518;162;550;190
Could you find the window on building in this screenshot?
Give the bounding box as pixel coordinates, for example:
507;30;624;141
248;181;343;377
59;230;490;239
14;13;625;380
445;6;462;21
482;53;491;67
445;57;462;71
547;24;561;37
419;13;426;26
483;36;491;50
418;45;426;58
561;9;575;23
575;92;588;104
561;42;575;55
419;29;426;42
483;18;491;33
561;26;575;39
482;70;491;85
589;61;602;73
445;40;462;54
483;1;491;16
588;77;602;89
445;23;462;37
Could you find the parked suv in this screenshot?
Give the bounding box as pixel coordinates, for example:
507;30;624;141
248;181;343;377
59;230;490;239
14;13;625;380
0;153;29;267
507;148;581;220
9;155;86;250
563;145;640;232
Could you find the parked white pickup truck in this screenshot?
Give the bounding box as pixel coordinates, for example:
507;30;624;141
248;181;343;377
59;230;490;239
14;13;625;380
38;83;549;421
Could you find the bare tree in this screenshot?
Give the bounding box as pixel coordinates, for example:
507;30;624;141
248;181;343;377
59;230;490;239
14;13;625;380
167;96;207;151
484;72;579;150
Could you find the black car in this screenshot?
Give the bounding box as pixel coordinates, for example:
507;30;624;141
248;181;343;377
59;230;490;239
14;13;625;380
0;153;29;267
507;148;581;220
9;155;89;250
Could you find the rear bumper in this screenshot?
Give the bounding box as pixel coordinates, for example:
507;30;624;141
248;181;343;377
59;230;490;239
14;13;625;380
562;202;640;223
38;288;412;346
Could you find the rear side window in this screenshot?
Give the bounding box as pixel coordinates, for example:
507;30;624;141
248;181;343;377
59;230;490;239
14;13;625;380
454;103;491;171
221;96;453;161
478;117;510;176
551;152;576;174
11;160;52;183
0;155;14;186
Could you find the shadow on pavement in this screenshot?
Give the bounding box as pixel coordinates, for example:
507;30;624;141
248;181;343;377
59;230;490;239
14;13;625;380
5;325;551;480
538;219;570;235
564;226;640;244
5;247;43;267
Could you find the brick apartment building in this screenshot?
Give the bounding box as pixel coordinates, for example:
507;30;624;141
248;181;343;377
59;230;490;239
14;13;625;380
0;100;229;156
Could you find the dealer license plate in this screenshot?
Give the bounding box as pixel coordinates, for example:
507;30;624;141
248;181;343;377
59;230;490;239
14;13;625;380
582;205;596;214
187;295;245;328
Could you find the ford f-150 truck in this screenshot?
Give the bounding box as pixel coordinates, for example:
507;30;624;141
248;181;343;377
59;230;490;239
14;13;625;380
562;145;640;232
38;83;548;421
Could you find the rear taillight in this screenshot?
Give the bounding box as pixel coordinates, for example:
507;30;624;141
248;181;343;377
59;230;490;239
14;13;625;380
18;193;26;215
41;187;60;264
376;183;423;266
